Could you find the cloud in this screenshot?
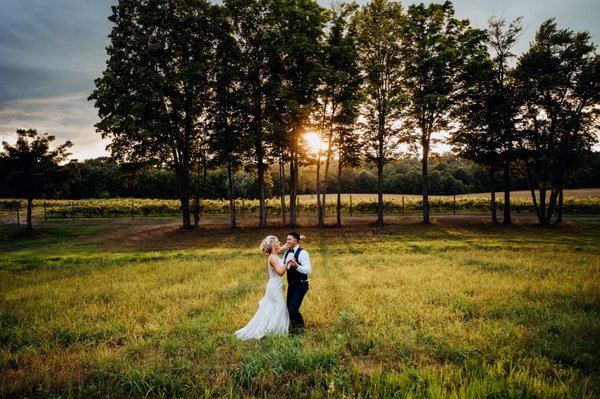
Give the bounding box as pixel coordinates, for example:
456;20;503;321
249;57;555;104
0;93;110;160
0;0;112;102
0;0;113;159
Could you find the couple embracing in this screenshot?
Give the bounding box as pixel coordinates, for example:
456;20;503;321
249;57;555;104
235;232;311;340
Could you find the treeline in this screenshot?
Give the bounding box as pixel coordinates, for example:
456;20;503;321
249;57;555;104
61;153;600;200
2;0;599;233
86;0;598;228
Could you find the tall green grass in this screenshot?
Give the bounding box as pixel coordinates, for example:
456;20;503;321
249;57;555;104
1;221;599;397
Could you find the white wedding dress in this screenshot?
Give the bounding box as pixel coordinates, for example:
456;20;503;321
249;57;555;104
235;257;289;340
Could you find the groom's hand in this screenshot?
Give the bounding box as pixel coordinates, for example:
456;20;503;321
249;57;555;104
289;259;299;269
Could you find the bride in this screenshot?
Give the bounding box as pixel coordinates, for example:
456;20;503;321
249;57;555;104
235;235;290;340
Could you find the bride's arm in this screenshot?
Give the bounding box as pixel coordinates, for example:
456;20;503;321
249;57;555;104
270;255;286;276
276;235;306;254
276;244;289;254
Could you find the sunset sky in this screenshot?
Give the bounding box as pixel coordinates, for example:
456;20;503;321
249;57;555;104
1;0;599;160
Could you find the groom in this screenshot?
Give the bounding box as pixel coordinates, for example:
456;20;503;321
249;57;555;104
283;232;311;334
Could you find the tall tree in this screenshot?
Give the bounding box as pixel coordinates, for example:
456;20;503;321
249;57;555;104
315;2;362;228
401;1;485;225
487;16;523;225
271;0;328;228
225;0;273;228
353;0;405;226
335;126;362;226
451;49;503;223
513;19;600;225
89;0;216;229
451;17;521;224
0;129;76;234
208;5;246;229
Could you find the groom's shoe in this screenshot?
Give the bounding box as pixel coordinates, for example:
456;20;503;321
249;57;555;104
290;325;306;336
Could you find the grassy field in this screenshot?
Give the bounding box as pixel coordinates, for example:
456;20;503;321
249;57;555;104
1;219;599;398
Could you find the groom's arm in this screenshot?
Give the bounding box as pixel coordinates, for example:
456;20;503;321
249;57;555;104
294;251;312;275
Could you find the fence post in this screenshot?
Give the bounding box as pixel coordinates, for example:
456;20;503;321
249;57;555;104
242;198;245;219
402;196;405;216
453;194;456;215
72;201;75;223
131;199;135;220
44;201;47;223
16;204;20;228
350;194;353;217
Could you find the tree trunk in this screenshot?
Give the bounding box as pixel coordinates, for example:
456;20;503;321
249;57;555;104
548;167;565;224
26;197;33;234
320;104;337;228
289;127;299;228
279;161;287;226
503;159;511;225
193;160;204;228
539;187;548;226
556;185;564;225
376;116;385;226
526;160;542;225
490;166;497;224
175;166;191;229
316;102;327;228
289;157;296;227
227;161;237;230
315;138;324;229
253;73;267;229
376;158;384;226
421;135;430;225
336;155;343;228
193;193;200;228
321;128;334;229
547;185;560;225
257;141;267;228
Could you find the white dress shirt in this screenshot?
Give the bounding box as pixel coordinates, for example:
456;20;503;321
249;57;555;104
284;246;312;275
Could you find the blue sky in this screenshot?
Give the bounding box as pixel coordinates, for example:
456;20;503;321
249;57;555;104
1;0;598;160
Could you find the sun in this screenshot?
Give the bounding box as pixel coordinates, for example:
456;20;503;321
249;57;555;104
304;132;322;155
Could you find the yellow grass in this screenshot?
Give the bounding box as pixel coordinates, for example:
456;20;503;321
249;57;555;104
0;220;599;397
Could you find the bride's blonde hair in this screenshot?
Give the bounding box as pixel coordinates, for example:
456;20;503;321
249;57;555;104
260;235;278;255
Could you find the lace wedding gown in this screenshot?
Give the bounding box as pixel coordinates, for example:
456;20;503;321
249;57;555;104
235;257;289;340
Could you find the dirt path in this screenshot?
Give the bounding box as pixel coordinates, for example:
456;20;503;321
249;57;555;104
4;213;587;253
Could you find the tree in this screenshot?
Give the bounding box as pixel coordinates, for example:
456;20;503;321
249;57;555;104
70;157;121;198
208;5;247;229
89;0;216;229
315;2;363;228
0;129;76;234
270;0;328;228
487;16;523;225
335;125;362;226
451;50;503;223
225;0;273;228
353;0;405;226
452;17;521;223
513;19;600;225
402;1;485;224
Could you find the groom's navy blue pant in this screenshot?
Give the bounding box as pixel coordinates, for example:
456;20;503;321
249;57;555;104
287;281;309;331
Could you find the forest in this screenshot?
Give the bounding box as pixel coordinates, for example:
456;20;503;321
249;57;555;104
26;153;600;200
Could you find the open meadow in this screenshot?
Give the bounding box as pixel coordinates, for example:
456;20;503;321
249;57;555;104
1;218;599;398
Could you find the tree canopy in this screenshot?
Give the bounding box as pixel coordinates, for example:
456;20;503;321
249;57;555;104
0;129;76;233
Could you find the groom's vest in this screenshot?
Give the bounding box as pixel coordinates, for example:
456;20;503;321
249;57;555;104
286;247;308;284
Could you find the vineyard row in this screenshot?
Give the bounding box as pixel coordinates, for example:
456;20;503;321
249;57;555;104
1;197;599;218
